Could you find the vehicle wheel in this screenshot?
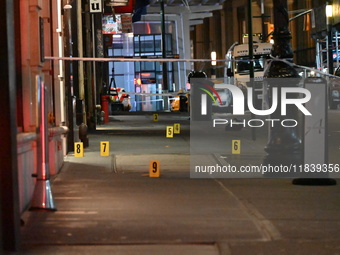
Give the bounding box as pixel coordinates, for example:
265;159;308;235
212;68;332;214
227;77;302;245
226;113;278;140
111;103;124;113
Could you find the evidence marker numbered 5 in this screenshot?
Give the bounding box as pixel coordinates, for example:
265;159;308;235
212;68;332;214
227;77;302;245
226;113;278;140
166;126;174;138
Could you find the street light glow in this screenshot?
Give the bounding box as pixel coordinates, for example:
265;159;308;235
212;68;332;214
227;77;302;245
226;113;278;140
326;4;333;17
211;51;216;66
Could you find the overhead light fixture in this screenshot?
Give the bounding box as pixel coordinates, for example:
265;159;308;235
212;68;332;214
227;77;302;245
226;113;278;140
211;51;216;66
326;4;333;18
106;0;129;7
64;0;72;9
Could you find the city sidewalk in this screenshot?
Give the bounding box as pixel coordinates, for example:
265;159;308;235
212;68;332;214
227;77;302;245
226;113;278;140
8;114;340;255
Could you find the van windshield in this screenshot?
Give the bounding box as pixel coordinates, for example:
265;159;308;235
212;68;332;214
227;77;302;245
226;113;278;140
235;55;266;73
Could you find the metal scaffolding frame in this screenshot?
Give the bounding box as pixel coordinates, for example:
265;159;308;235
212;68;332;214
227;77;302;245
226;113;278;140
316;30;340;73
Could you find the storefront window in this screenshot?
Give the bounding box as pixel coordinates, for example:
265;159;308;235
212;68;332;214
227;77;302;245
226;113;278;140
134;34;174;91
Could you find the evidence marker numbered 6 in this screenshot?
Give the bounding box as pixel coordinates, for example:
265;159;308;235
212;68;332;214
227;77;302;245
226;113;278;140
232;140;241;154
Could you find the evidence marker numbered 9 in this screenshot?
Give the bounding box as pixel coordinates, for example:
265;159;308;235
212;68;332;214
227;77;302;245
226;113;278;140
150;160;160;177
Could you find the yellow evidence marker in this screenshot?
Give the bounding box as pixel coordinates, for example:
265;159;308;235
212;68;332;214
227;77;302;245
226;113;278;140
149;160;160;177
153;113;159;121
232;140;241;154
174;123;180;134
100;141;110;156
74;142;84;157
166;126;174;138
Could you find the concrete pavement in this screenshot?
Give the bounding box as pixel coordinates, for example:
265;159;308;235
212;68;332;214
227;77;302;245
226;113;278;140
7;113;340;255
